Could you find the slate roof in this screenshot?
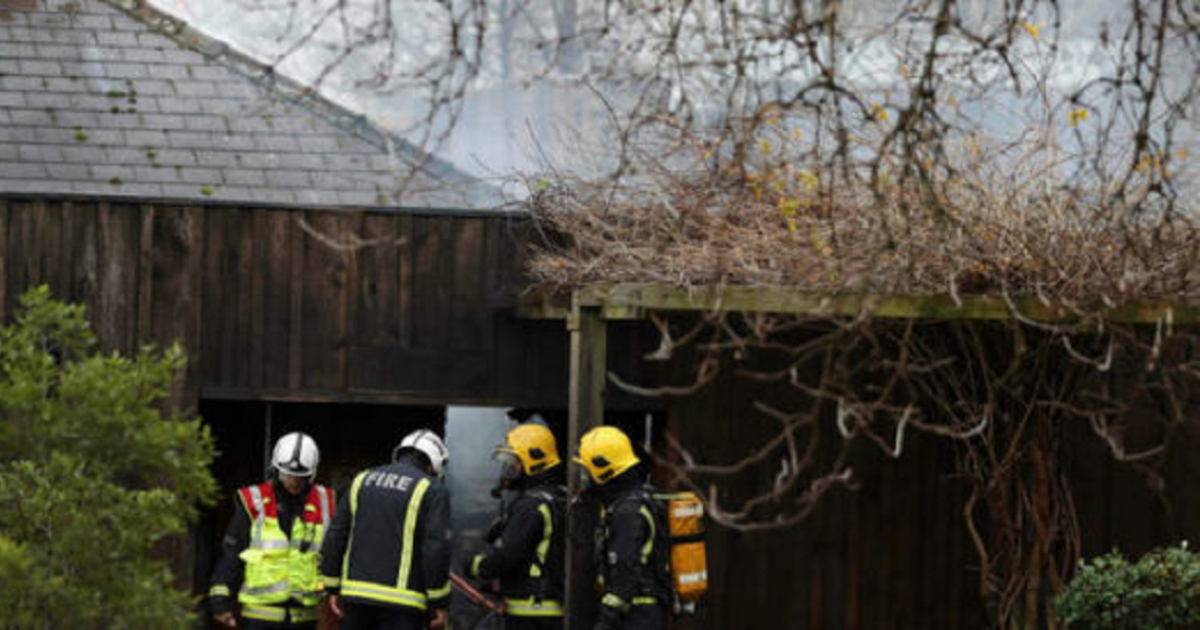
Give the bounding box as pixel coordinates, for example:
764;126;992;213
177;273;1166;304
0;0;500;209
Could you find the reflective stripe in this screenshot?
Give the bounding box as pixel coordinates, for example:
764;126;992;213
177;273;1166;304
320;574;341;589
396;478;430;590
427;580;451;601
530;502;552;578
209;584;231;597
470;555;484;579
247;485;267;548
241;581;289;597
638;505;656;565
349;472;367;515
342;471;368;580
311;485;332;553
602;593;630;612
505;597;564;617
601;592;658;609
341;579;427;610
317;485;333;527
241;604;319;623
291;588;321;601
242;605;286;622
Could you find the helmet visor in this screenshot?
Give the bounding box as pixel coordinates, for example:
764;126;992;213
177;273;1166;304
493;448;523;481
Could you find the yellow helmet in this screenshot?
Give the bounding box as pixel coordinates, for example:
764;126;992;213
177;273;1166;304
573;426;640;485
495;424;561;476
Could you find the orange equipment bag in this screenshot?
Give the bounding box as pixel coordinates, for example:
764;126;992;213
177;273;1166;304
659;491;708;604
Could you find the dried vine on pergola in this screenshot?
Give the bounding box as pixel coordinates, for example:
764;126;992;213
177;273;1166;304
516;0;1200;620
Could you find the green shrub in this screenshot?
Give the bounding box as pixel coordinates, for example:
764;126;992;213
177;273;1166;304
0;286;218;628
1056;543;1200;629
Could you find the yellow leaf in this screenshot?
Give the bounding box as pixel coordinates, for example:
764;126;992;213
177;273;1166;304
1068;109;1088;127
1023;22;1039;39
760;139;772;155
870;102;889;123
797;170;819;191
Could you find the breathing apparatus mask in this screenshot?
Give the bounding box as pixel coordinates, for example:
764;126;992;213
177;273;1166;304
491;448;524;497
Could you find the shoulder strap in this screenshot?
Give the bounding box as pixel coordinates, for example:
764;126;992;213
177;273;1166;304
238;482;277;520
306;484;334;527
528;486;567;506
612;484;655;510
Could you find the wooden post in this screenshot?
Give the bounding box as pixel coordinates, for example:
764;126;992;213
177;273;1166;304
566;300;606;630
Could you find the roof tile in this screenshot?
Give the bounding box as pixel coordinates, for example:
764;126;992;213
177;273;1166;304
0;0;498;209
1;178;58;192
0;161;50;178
16;144;58;162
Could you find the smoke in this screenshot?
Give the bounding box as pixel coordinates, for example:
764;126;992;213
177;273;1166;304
445;406;511;557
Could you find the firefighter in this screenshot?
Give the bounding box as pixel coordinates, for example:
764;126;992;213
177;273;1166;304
574;426;670;630
319;429;452;630
209;431;335;629
464;423;567;630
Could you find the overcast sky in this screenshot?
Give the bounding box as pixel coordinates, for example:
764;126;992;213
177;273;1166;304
147;0;1155;187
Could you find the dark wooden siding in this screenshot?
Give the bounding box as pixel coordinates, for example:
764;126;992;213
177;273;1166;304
0;196;639;409
667;349;1200;630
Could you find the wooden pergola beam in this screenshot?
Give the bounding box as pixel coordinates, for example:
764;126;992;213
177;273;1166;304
518;282;1200;325
565;302;605;630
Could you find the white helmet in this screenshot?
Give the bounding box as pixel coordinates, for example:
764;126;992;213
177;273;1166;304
393;429;448;479
272;432;319;478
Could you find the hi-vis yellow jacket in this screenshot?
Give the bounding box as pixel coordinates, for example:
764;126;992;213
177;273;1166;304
236;482;334;620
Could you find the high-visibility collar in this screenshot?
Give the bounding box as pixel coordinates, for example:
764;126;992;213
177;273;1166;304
240;482;334;551
240;482;334;524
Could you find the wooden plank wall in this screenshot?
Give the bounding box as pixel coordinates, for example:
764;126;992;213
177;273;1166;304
665;347;1200;630
0;196;588;408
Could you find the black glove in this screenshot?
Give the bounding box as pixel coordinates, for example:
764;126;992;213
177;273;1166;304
593;605;622;630
209;594;233;616
485;516;505;543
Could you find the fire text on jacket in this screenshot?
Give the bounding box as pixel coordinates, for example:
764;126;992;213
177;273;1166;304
363;471;415;491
